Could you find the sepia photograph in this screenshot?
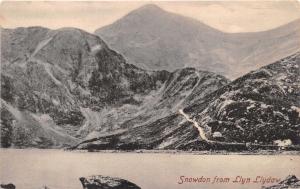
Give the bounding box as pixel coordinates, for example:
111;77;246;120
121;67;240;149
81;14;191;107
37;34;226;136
0;0;300;189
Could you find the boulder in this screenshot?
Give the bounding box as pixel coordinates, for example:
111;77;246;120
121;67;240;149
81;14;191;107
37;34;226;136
262;175;300;189
0;183;15;189
79;175;141;189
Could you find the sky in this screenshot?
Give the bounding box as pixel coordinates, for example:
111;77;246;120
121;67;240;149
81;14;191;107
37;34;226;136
0;1;300;33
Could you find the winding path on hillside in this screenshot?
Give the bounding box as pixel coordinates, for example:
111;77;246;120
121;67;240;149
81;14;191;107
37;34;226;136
177;109;278;148
178;109;213;143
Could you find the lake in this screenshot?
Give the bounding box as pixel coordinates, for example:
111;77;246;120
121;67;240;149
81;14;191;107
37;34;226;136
0;149;299;189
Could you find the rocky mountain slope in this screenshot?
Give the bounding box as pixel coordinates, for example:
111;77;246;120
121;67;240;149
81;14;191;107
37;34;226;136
185;52;300;145
95;4;300;79
1;26;299;150
0;27;228;148
263;175;300;189
75;52;300;151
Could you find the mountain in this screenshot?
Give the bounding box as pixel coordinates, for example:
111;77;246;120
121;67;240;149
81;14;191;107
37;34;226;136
0;27;228;148
74;52;300;151
95;4;300;79
1;26;299;151
184;52;300;145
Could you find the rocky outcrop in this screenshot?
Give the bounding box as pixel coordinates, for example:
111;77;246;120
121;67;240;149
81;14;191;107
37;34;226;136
79;175;141;189
2;25;299;151
74;52;300;151
1;27;229;148
0;183;15;189
183;52;300;146
262;175;300;189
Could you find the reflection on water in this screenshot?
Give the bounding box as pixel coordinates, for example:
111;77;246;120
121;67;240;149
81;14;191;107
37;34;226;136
0;149;299;189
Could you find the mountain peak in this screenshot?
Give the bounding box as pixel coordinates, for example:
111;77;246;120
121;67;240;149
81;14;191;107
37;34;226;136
131;4;165;15
138;4;163;11
95;4;300;79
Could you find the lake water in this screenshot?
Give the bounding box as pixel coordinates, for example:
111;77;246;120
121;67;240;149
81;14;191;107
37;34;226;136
0;149;300;189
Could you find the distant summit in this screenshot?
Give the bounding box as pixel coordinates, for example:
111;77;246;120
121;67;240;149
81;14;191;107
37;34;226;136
95;4;300;79
134;4;163;12
96;4;228;76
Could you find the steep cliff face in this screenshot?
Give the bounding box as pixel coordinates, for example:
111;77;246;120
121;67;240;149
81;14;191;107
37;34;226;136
3;26;297;151
0;27;229;148
74;68;228;150
75;53;300;150
1;27;96;147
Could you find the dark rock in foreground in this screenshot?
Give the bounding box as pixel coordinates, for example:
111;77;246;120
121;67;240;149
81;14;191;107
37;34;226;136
79;175;141;189
263;175;300;189
0;183;15;189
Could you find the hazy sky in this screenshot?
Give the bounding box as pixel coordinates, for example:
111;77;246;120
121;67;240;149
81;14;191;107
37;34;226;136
1;1;300;33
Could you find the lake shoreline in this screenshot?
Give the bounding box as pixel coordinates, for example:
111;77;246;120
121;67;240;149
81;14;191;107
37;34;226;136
1;149;300;189
1;148;300;155
70;149;300;155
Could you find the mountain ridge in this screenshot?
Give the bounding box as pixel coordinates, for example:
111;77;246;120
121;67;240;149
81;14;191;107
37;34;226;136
95;4;300;79
1;26;299;150
0;26;229;148
74;51;300;151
